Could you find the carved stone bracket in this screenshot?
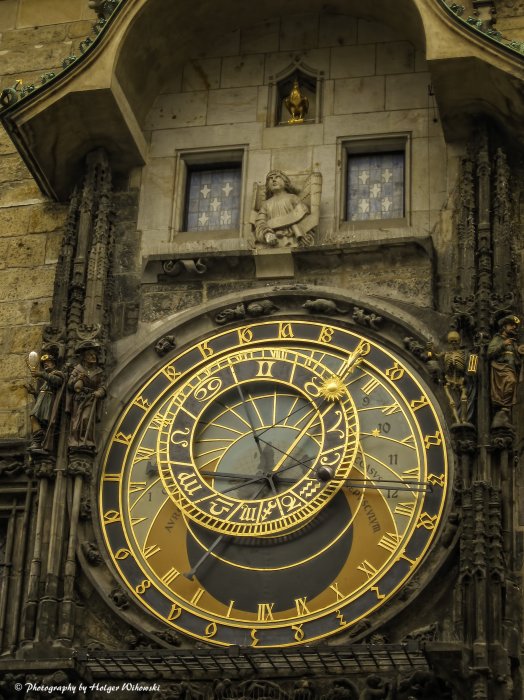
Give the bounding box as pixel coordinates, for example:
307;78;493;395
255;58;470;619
154;335;177;357
163;258;208;276
214;299;278;325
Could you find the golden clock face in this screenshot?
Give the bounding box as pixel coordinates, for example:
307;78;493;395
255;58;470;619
100;317;450;648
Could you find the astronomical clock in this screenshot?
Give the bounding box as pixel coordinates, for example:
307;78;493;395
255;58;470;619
98;309;450;648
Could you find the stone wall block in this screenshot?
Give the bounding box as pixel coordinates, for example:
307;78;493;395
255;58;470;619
182;58;221;93
17;0;84;27
146;92;208;131
29;298;52;324
137;157;175;235
0;180;43;208
221;54;265;89
280;14;319;50
44;231;63;263
319;14;357;47
0;267;55;302
0;24;67;48
2;381;30;410
333;76;385;115
9;325;43;354
0;44;67;75
0;353;29;379
150;123;263;157
0;301;28;327
262;124;324;150
264;49;330;83
4;235;46;268
67;20;94;39
27;203;67;233
358;18;403;44
240;20;280;54
0;408;26;439
376;41;415;75
330;45;376;79
202;29;240;58
0;154;31;183
0;0;17;30
271;146;313;173
385;72;431;110
0;129;16;156
206;87;258;125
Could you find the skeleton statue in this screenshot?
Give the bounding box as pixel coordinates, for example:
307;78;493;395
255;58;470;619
441;330;477;424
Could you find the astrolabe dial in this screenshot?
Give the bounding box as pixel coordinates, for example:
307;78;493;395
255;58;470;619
155;346;359;537
100;317;450;648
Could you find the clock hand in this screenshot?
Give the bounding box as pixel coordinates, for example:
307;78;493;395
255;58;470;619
230;385;263;453
183;477;270;580
273;473;432;493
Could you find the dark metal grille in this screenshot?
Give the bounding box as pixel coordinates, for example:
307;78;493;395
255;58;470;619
74;643;427;681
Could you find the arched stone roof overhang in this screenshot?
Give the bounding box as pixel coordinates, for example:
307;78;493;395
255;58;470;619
1;0;524;199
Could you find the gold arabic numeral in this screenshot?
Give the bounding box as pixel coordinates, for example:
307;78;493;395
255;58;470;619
410;395;429;412
168;603;182;621
115;548;131;560
130;516;147;526
133;395;150;410
378;532;402;553
204;622;218;639
170;427;190;447
103;510;121;525
194;376;222;402
362;377;380;396
382;402;401;416
395;501;416;517
424;431;442;449
178;472;203;497
162;567;181;587
238;327;253;344
357;560;378;580
278;322;294;339
256;361;275;377
129;481;146;494
190;588;205;606
327;408;345;440
385;362;405;381
198;340;214;358
135;579;152;596
318;325;335;343
257;603;275;621
417;512;438;530
295;597;310;616
250;629;259;647
292;624;305;642
330;583;345;602
133;446;155;464
428;473;445;487
143;544;161;559
226;600;235;618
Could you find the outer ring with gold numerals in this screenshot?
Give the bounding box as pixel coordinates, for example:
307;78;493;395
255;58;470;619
99;317;450;648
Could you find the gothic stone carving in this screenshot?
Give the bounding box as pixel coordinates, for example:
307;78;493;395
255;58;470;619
251;170;321;248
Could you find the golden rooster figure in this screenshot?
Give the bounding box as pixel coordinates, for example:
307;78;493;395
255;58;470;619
285;78;309;124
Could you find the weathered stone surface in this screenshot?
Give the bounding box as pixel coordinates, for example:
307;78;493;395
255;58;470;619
240;19;279;54
319;14;357;47
0;44;67;75
0;154;31;183
0;235;46;268
0;128;17;156
18;0;84;27
182;58;221;93
221;54;265;89
0;0;17;31
141;290;203;323
0;24;67;49
0;180;44;208
146;92;208;130
9;325;43;354
0;380;29;410
376;41;415;75
280;13;319;50
0;408;26;438
0;301;28;327
29;299;52;324
386;72;431;110
333;76;385;114
0;267;55;301
330;45;376;79
44;231;63;263
0;352;28;379
207;87;258;124
68;20;94;39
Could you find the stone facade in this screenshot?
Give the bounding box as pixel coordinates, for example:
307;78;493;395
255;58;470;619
0;1;523;698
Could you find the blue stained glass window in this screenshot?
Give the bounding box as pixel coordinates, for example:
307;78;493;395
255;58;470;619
185;167;241;232
346;152;404;221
